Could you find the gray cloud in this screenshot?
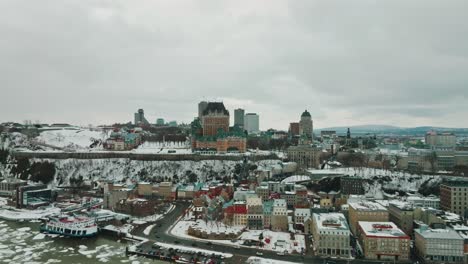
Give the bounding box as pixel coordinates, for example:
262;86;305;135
0;0;467;129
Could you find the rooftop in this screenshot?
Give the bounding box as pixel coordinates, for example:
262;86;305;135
202;102;229;116
314;213;350;231
415;227;462;240
349;201;387;211
358;221;408;238
273;199;287;207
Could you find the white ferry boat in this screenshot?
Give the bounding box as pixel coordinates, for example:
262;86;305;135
40;215;98;238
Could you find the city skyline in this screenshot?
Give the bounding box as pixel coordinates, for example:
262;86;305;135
1;1;467;129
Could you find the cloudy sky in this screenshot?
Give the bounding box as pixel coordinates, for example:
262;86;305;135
1;0;467;130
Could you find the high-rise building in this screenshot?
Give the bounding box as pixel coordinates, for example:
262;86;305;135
299;110;313;140
134;109;149;125
198;101;208;120
440;181;468;216
156;118;165;126
244;113;259;133
289;122;300;136
234;108;245;129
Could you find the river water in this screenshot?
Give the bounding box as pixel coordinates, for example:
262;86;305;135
0;220;166;264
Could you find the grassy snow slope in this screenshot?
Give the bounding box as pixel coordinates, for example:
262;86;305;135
38;159;281;187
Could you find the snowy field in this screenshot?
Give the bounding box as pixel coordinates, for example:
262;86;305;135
34;129;108;150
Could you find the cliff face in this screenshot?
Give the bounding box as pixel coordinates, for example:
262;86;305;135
35;158;282;187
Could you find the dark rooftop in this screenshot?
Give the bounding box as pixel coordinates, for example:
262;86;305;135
301;110;311;117
202;102;229;116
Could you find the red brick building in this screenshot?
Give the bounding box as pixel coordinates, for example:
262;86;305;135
289;122;300;136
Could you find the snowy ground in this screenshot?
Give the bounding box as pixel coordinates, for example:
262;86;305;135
171;216;305;254
35;129;108;150
142;225;155;236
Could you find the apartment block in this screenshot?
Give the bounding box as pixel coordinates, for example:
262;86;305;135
348;201;389;235
312;213;350;258
357;221;410;261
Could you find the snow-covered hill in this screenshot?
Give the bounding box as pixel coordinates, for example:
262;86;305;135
34;129;108;150
40;158;282;187
311;167;442;199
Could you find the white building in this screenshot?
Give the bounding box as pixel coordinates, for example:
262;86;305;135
294;208;311;226
415;226;465;264
244;113;259;134
311;213;350;258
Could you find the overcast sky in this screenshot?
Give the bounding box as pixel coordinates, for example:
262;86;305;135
1;1;467;130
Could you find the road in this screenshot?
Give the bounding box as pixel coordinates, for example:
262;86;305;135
132;202;411;264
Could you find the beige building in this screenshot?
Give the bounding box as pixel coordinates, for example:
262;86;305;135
285;145;321;169
137;182;152;197
158;182;173;200
440;181;468;216
312;213;350;258
255;184;270;201
388;202;414;235
358;221;410;261
271;199;288;231
348;201;389;235
104;188;132;210
294;208;311;226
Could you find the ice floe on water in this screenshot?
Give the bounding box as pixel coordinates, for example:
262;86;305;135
33;234;46;240
0;221;140;264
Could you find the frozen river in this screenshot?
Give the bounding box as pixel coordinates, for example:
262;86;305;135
0;220;165;264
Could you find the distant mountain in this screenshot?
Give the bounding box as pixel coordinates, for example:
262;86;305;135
316;125;468;136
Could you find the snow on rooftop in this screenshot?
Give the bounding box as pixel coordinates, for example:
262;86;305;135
349;201;387;211
281;175;310;184
313;213;349;231
415;227;463;240
358;222;407;238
